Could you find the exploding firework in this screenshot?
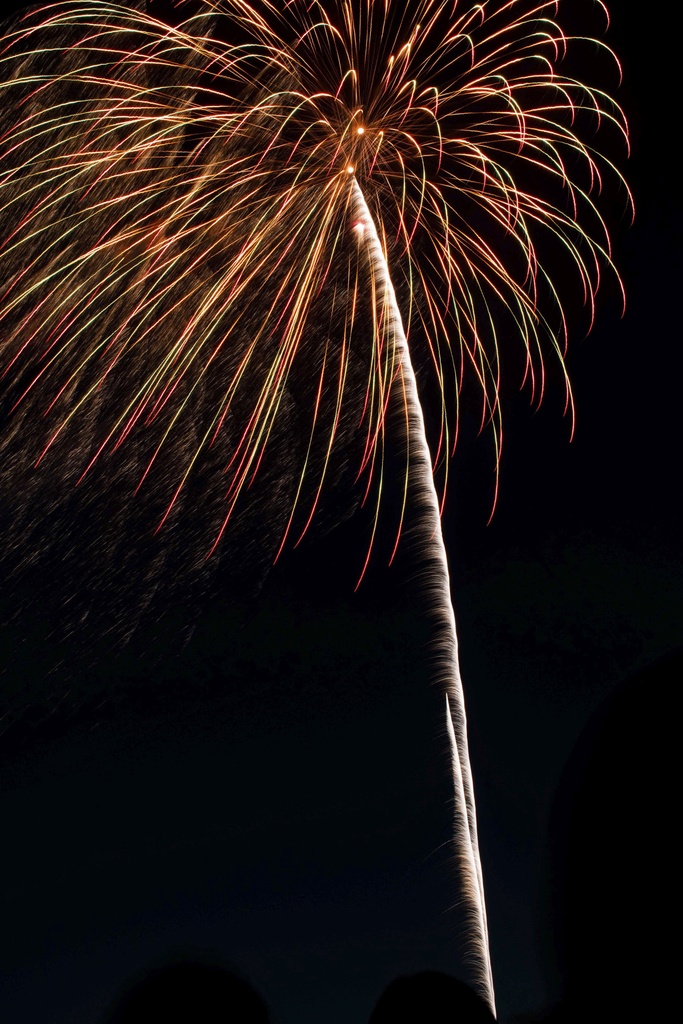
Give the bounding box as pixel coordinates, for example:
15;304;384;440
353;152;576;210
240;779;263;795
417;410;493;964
0;0;630;1011
0;0;629;559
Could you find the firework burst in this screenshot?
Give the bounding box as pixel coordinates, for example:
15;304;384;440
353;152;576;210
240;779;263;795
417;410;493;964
0;0;629;563
0;0;630;1012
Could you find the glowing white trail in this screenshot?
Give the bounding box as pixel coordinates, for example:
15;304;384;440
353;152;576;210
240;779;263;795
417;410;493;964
350;178;496;1015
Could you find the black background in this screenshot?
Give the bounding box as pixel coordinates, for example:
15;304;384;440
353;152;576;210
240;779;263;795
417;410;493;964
0;3;679;1022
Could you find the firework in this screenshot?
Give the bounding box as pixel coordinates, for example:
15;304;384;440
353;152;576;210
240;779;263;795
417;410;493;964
351;178;494;1002
0;0;629;554
0;0;630;1011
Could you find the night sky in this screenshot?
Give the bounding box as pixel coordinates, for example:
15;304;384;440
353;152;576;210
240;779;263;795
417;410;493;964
1;3;680;1023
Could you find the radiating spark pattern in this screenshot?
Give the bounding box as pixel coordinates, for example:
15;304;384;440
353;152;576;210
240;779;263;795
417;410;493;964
0;0;629;567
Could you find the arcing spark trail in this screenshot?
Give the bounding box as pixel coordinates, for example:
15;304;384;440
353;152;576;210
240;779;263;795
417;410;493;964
351;176;494;1008
0;1;629;560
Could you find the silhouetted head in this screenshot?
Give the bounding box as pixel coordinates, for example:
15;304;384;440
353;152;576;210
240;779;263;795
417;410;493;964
368;971;495;1023
103;958;271;1023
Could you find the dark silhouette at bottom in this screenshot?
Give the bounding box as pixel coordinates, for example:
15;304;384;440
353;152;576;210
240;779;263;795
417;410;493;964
102;957;272;1024
102;958;495;1023
368;971;496;1023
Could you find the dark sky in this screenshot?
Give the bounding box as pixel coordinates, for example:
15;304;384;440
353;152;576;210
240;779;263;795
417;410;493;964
0;3;679;1023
